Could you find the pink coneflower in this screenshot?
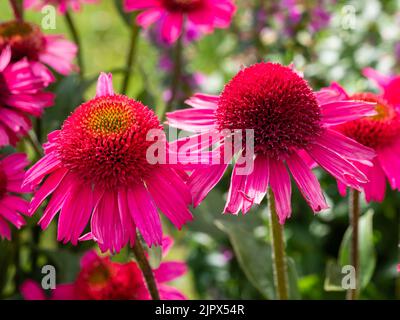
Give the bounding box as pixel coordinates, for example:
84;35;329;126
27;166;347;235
0;20;77;75
363;68;400;109
20;237;187;300
23;73;193;253
24;0;99;14
167;62;376;223
0;153;29;240
0;46;54;147
325;83;400;202
123;0;236;44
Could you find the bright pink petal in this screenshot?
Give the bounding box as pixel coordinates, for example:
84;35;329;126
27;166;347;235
154;261;187;283
241;154;269;213
315;129;375;164
320;101;377;126
167;107;216;132
287;152;328;212
96;72;114;97
146;167;193;229
127;183;162;247
185;93;219;109
189;163;228;207
377;146;400;190
307;143;368;190
269;159;292;224
224;162;248;215
161;13;183;44
124;0;159;11
20;280;46;300
136;8;164;28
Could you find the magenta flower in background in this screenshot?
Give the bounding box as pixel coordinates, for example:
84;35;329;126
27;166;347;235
123;0;236;44
23;73;193;253
0;46;54;147
0;20;77;75
325;83;400;202
24;0;100;14
167;62;376;224
21;237;187;300
0;153;29;240
363;68;400;109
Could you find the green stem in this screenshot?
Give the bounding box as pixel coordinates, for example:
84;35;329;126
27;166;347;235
65;11;84;79
164;34;183;115
132;234;160;300
26;131;44;158
9;0;23;21
268;189;289;300
347;189;360;300
121;22;140;95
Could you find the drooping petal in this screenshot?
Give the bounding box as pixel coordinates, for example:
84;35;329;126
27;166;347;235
91;190;127;253
314;129;375;165
189;163;228;207
268;159;292;224
127;183;162;247
241;154;269;213
320;100;377;126
377;146;400;190
154;262;187;283
28;168;68;216
161;13;183;44
58;182;94;245
287;152;328;212
307;143;368;190
224;162;248;215
146;167;192;229
360;159;387;203
166;108;217;132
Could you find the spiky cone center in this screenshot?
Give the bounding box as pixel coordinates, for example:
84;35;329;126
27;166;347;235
161;0;205;12
216;62;322;160
0;21;45;61
56;94;162;190
338;93;400;150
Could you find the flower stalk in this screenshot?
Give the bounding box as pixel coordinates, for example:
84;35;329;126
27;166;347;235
121;20;140;95
9;0;23;21
65;11;84;79
132;233;160;300
268;189;289;300
347;189;360;300
165;33;183;114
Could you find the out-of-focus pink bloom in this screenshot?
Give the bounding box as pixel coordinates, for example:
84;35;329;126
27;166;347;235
23;73;193;253
123;0;236;44
167;62;376;223
326;82;400;202
363;68;400;109
21;237;187;300
0;20;77;75
0;46;54;147
23;0;100;14
309;6;331;33
0;153;29;240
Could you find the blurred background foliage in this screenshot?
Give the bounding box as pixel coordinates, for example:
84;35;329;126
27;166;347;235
0;0;399;299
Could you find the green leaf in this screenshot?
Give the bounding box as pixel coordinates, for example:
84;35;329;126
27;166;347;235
215;219;275;299
41;249;81;283
287;258;300;299
324;259;346;291
339;209;376;289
